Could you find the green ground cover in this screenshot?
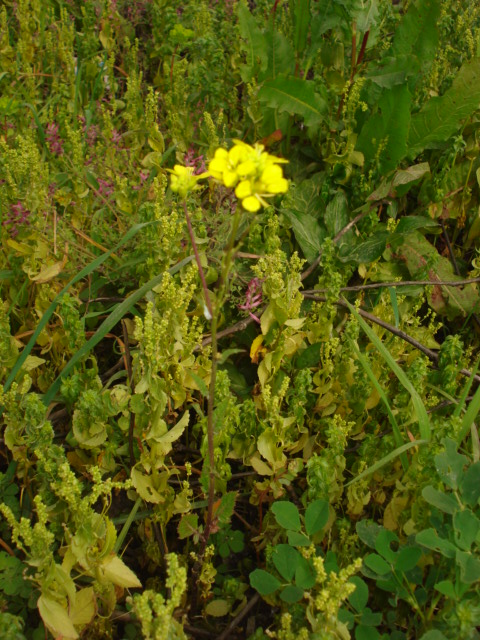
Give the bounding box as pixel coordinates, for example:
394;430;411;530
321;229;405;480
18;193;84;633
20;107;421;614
0;0;480;638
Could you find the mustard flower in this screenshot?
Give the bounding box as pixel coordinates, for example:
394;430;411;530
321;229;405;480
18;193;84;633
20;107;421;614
209;140;288;212
168;164;209;198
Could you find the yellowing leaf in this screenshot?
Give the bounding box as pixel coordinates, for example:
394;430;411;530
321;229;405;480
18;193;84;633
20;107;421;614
101;555;142;589
31;254;68;284
157;411;189;444
38;594;79;640
250;334;265;363
250;453;274;476
205;599;230;617
69;587;96;626
131;466;163;503
22;355;46;371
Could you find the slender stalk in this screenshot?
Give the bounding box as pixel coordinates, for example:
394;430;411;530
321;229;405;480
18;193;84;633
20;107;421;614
183;201;213;319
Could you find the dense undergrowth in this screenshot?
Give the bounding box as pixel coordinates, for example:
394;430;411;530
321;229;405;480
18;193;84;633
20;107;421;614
1;0;480;638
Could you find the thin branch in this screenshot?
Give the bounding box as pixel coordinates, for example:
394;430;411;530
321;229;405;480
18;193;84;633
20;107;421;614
303;276;480;294
304;293;480;383
216;593;261;640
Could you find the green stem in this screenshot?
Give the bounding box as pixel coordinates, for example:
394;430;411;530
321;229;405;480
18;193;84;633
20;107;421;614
183;201;213;319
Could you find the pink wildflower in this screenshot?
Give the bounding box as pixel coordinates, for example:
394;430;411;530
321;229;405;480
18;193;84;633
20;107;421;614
3;202;31;237
184;146;207;175
46;123;64;155
238;278;263;324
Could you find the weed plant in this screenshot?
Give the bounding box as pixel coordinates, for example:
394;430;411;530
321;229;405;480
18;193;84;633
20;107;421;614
0;1;480;639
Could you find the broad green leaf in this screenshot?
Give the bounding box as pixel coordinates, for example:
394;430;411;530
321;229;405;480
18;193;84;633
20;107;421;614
338;230;389;265
101;554;142;588
375;529;398;563
271;501;301;532
408;57;480;156
434;580;456;599
356;520;383;549
419;632;448;640
69;587;95;626
236;1;267;81
460;462;480;508
216;491;237;526
287;531;311;547
348;576;369;612
391;0;440;72
356;626;381;640
455;549;480;584
434;438;467;490
282;209;326;263
38;595;78;640
264;27;295;80
272;544;301;581
357;84;412;173
395;547;422;572
250;569;281;595
258;78;326;127
354;0;379;33
416;529;456;558
422;486;458;515
453;509;480;551
177;514;199;539
367;54;419;88
280;584;304;603
293;0;311;57
324;190;350;237
364;553;391;575
294;556;316;589
304;499;329;536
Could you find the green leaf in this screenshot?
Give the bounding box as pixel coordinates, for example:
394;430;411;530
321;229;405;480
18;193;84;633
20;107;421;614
38;595;78;640
460;462;480;507
294;556;316;589
346;440;427;486
455;549;480;584
356;520;383;549
216;492;237;526
178;514;199;539
280;584;304;603
434;438;467;490
458;378;480;444
422;486;458;515
272;545;301;581
250;569;281;595
357;84;412;173
304;499;329;536
293;0;311;57
271;501;301;532
367;54;419;88
419;632;448;640
205;599;230;617
395;546;422;572
338;230;389;265
236;0;268;81
434;580;456;599
356;626;381;640
287;531;311;547
348;576;369;612
391;0;440;71
258;77;327;127
324;190;350;237
364;553;391;575
408;57;480;156
453;509;480;551
416;529;456;558
282;209;326;263
375;529;398;563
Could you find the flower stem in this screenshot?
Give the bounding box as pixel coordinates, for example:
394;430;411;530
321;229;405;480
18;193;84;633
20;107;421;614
183;200;213;319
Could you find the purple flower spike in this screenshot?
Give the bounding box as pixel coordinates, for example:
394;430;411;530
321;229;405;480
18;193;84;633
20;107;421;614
46;123;64;156
238;277;264;323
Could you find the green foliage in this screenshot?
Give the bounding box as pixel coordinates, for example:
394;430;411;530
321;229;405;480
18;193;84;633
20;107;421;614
1;0;480;638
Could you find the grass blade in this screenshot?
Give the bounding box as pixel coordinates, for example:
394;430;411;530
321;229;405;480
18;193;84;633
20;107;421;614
457;377;480;445
3;221;159;394
453;357;480;419
345;300;431;441
350;340;408;471
345;440;428;486
42;255;193;406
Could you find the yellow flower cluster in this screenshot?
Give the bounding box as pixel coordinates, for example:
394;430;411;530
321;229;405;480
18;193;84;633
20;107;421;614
168;165;209;199
209;139;288;212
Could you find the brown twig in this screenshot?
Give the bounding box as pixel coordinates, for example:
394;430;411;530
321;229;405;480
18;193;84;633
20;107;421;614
303;276;480;294
216;593;261;640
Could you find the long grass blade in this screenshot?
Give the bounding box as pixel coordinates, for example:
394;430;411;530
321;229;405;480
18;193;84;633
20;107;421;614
345;440;428;486
457;377;480;445
350;340;408;470
42;255;193;406
3;222;158;394
345;300;431;441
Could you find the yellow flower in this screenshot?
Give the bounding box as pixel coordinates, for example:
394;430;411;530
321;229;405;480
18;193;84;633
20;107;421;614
209;140;288;212
168;165;208;198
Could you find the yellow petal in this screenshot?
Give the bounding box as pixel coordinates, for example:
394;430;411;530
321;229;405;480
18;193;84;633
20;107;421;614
223;169;238;187
242;195;261;212
235;180;252;199
209;157;228;174
266;178;288;194
213;148;228;160
261;164;282;183
229;145;248;165
237;160;257;177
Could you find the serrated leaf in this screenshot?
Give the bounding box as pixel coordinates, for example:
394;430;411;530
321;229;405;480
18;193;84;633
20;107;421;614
69;587;95;626
250;569;281;595
271;501;301;532
408;57;480;156
178;513;199;539
305;499;329;536
282;209;326;263
338;230;389;265
258;78;326;126
101;554;141;588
